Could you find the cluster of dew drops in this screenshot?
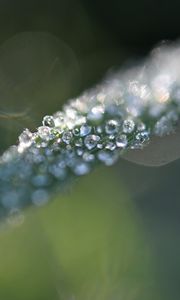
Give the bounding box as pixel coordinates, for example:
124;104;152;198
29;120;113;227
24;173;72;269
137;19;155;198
1;42;180;223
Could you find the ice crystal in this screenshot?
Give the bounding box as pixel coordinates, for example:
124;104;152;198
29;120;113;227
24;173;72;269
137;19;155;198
1;41;180;221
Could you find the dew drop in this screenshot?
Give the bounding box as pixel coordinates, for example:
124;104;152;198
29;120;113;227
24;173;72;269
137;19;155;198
106;104;122;116
19;129;32;146
97;143;104;149
80;124;92;137
38;126;54;141
42;115;55;127
105;141;116;151
84;135;100;150
73;162;90;175
108;134;115;140
83;152;95;162
116;134;128;148
62;131;73;144
135;131;150;143
95;125;103;134
31;189;49;206
105;120;119;135
74;138;83;147
154;116;174;136
18;129;33;152
137;122;146;131
76;148;84;156
166;111;178;122
1;191;19;209
97;150;118;166
73;127;80;136
87;105;104;122
32;174;50;187
49;165;67;179
53;111;65;127
122;119;135;133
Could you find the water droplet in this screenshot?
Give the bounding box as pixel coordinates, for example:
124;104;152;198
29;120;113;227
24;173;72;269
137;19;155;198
19;129;32;145
31;189;49;206
44;148;53;157
65;107;77;119
166;111;178;122
76;148;84;156
51;128;63;136
97;150;118;166
73;127;80;136
80;124;92;137
18;129;33;152
110;134;116;140
62;131;73;144
1;146;18;163
137;122;146;131
49;165;67;179
84;135;100;150
116;134;128;148
66;144;72;151
87;105;104;122
32;174;50;187
95;125;103;134
73;162;90;175
38;126;54;141
154;116;174;136
53;111;65;127
135;131;150;144
1;191;19;208
105;141;116;151
97;143;104;149
42;115;55;127
106;104;122;116
74;138;83;147
83;152;95;162
105;120;119;135
122;119;135;133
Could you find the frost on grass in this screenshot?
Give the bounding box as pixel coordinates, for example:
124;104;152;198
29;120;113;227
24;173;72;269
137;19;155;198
1;41;180;220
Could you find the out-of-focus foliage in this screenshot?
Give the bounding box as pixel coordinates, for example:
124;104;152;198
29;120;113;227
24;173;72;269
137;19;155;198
0;166;158;300
1;159;180;300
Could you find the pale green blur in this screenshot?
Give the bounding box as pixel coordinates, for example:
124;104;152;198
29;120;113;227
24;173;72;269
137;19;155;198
0;165;160;300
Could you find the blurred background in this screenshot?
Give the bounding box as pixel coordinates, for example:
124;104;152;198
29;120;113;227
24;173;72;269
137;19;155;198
0;0;180;299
